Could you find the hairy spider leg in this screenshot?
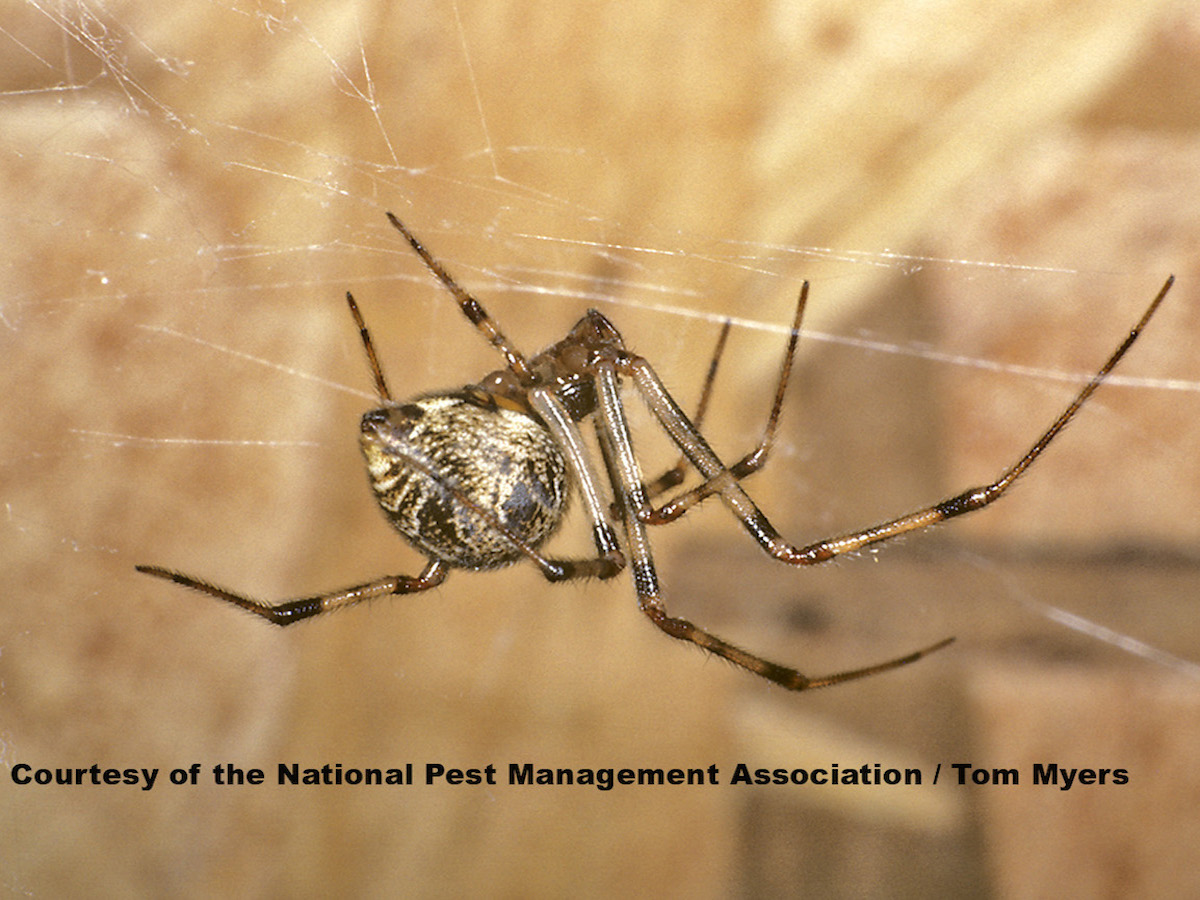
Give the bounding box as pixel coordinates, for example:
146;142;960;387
135;424;629;624
591;360;952;690
642;317;732;499
386;212;533;383
526;387;628;576
630;275;1173;564
643;282;808;523
345;291;393;403
135;560;449;624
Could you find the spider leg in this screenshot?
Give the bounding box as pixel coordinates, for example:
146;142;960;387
386;212;533;383
644;282;808;524
135;559;449;625
593;362;950;690
527;387;628;576
642;317;732;499
137;418;628;623
626;276;1171;566
345;291;393;403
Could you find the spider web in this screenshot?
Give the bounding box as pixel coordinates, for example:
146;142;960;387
3;1;1199;896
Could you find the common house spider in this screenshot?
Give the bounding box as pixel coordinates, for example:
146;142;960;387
138;213;1172;691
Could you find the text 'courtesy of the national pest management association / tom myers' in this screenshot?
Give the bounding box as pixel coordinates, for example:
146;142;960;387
11;760;1129;792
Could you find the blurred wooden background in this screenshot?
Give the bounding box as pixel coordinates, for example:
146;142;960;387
3;1;1199;896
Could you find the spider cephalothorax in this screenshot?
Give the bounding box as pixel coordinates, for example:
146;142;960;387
138;212;1170;690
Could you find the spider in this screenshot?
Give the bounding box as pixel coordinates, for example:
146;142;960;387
137;213;1172;691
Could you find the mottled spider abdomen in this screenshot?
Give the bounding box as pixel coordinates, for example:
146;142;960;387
359;392;569;570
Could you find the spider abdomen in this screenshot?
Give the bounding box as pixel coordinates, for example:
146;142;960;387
359;393;569;570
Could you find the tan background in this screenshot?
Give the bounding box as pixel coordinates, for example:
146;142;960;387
3;1;1200;896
